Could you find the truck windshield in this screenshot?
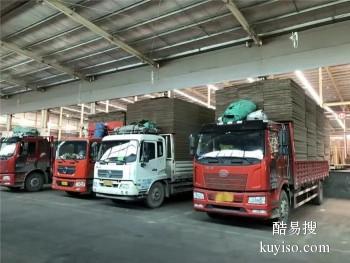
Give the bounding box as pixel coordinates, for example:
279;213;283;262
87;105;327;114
57;141;88;160
98;140;138;164
0;142;17;157
196;130;264;165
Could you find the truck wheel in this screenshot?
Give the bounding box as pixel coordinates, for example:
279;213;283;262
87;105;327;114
146;182;165;208
278;190;290;224
25;173;44;192
313;181;324;205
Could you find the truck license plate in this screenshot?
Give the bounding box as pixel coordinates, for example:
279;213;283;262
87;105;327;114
215;192;234;202
61;181;68;186
103;180;113;187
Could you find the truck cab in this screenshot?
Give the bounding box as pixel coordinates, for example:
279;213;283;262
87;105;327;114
192;120;291;221
0;136;53;191
93;133;192;208
52;138;100;195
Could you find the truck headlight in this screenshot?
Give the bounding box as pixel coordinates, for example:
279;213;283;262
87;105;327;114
2;176;10;181
193;191;204;200
248;196;266;204
119;183;129;189
75;181;86;187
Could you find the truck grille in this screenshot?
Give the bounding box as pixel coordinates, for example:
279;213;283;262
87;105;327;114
204;173;247;191
98;169;123;179
58;166;75;175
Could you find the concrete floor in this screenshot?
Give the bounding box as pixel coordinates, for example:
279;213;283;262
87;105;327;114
1;187;349;263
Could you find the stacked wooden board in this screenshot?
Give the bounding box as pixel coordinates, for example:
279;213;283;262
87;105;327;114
87;111;126;123
127;97;215;160
306;96;317;158
216;79;330;161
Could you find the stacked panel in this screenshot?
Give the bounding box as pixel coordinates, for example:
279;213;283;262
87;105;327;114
216;79;329;161
127;97;214;160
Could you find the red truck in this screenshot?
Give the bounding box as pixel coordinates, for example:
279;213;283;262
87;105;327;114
0;135;54;191
191;120;328;223
52;138;100;196
52;119;124;196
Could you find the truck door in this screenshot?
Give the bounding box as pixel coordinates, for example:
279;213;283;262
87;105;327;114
17;140;37;176
269;129;288;188
88;141;100;179
140;141;165;182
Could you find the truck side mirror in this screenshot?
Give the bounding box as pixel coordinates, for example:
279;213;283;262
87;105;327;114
189;133;198;156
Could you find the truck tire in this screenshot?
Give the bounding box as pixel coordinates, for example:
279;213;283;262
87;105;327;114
25;172;44;192
145;182;165;208
313;181;324;205
278;190;290;224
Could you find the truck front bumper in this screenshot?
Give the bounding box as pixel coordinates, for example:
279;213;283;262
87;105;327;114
0;173;23;187
52;177;91;193
193;188;275;219
93;179;143;200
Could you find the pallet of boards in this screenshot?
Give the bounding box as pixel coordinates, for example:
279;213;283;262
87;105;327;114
216;79;329;161
126;97;215;160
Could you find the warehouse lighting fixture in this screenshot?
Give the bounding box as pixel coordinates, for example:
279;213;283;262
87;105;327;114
173;89;215;109
62;107;82;114
120;98;134;103
207;84;219;91
294;70;345;130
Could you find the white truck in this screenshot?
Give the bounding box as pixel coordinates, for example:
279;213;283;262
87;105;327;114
93;133;193;208
93;97;214;208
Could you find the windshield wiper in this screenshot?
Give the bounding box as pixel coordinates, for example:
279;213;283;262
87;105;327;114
100;158;125;165
230;157;254;164
199;156;219;163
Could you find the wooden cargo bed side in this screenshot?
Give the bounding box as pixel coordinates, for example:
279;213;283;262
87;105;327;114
293;161;329;189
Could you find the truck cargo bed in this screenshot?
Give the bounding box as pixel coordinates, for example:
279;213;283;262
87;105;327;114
294;160;329;189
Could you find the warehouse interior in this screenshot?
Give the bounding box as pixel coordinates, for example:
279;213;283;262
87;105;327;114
1;0;350;262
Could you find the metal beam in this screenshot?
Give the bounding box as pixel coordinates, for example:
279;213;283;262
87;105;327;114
319;67;323;106
325;66;347;111
2;20;350;114
0;76;29;88
0;40;86;80
223;0;261;45
43;0;158;68
98;101;126;111
324;101;350;107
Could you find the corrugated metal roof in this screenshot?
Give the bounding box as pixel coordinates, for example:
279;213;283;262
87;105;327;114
1;0;349;95
1;0;350;132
